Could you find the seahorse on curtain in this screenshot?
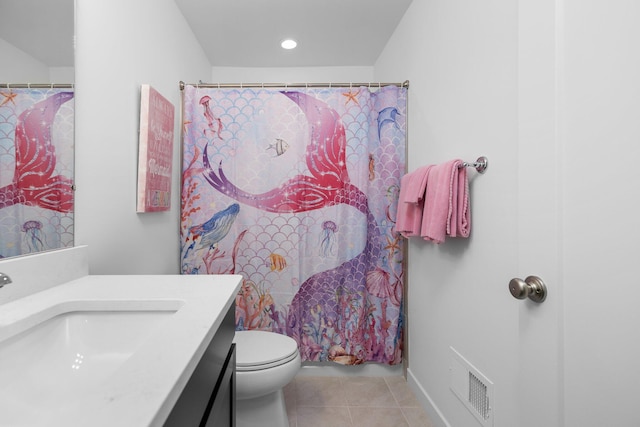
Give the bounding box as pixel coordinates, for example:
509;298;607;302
201;90;404;365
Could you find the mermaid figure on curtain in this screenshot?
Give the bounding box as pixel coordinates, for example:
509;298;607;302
202;91;403;365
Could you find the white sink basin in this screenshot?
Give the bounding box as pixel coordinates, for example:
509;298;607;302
0;301;180;426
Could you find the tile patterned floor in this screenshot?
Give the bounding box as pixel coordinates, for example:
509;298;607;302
283;376;435;427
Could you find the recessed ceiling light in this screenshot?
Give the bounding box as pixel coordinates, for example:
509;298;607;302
281;39;297;50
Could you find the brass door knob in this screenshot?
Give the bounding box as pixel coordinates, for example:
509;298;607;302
509;276;547;303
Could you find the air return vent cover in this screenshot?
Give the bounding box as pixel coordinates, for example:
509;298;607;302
449;347;494;427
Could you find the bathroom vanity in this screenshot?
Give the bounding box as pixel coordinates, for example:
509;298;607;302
165;303;237;426
0;247;242;427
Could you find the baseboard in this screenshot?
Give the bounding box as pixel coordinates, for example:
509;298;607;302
406;368;451;427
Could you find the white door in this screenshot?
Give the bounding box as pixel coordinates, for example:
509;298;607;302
517;1;562;425
516;1;640;426
560;1;640;426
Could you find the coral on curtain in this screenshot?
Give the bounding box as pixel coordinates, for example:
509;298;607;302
181;84;406;364
0;88;74;258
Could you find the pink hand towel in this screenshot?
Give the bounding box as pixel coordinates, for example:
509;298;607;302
449;162;470;238
404;165;432;204
420;159;470;243
395;166;433;237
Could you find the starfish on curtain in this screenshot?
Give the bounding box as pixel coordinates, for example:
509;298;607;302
0;91;17;107
342;89;359;105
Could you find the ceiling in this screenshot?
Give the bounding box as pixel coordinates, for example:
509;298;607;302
0;0;412;68
0;0;74;67
174;0;413;67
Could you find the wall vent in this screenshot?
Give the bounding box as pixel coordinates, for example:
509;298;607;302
449;347;494;427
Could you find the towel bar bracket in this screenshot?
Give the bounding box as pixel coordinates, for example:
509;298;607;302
462;156;488;174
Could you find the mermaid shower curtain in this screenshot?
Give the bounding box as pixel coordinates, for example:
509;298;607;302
181;84;406;364
0;88;74;258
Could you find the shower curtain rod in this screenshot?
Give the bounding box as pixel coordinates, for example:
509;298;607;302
179;80;409;90
0;83;74;89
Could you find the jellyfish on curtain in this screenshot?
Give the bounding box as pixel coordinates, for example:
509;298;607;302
319;220;338;257
22;220;45;253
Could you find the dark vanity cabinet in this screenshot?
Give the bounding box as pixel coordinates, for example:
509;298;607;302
164;304;236;427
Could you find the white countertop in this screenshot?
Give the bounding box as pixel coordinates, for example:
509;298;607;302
0;273;242;427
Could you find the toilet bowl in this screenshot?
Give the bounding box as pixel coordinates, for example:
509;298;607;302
233;330;300;427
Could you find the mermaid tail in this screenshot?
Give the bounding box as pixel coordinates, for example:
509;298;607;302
202;91;350;213
286;207;382;355
0;92;74;212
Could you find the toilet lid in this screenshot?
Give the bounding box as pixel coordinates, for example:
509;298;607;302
233;330;299;371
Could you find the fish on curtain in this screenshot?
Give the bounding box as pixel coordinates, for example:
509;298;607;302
181;85;406;365
0;88;75;258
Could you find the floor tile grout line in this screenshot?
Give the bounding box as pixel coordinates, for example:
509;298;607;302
399;406;414;426
347;406;355;427
289;375;432;426
384;376;403;408
385;376;424;409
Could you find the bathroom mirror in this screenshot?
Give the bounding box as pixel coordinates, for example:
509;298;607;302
0;0;75;259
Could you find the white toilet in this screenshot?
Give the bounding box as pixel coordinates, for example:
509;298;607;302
233;330;301;427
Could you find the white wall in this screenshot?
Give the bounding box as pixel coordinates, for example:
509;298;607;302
0;39;73;83
211;66;374;83
375;1;521;426
0;38;49;82
74;0;211;274
376;1;640;426
49;67;74;83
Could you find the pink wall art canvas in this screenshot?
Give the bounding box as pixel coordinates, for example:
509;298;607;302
137;85;174;212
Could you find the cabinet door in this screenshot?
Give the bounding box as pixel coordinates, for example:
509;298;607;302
164;306;235;426
203;344;236;427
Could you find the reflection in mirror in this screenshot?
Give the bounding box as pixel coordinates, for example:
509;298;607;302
0;87;74;258
0;0;74;258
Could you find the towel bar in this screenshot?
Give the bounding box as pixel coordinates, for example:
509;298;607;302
460;156;488;174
